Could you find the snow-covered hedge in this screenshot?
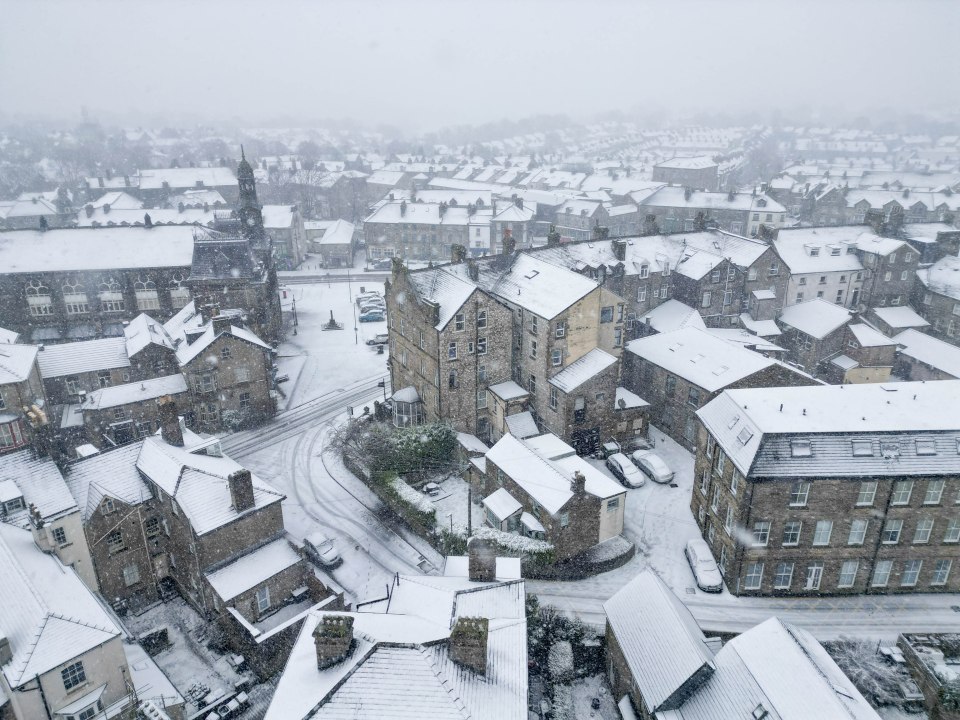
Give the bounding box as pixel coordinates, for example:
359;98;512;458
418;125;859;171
390;477;436;514
548;640;574;684
472;526;553;554
550;684;573;720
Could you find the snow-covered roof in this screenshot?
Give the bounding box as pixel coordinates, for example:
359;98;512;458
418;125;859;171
206;538;302;601
738;314;782;338
442;555;521;580
83;374;188;410
77;207;216;228
870;305;929;330
265;569;527;720
35;336;130;378
65;442;153;520
697;381;960;478
893;329;960;379
639;187;785;214
848;323;895;348
548;348;617;392
777;298;851;339
485;433;624;515
603;571;715;713
124;313;176;357
456;432;489;456
657;618;881;720
918;254;960;301
504;411;539;439
626;328;774;392
0;343;37;385
138;166;236;190
407;267;478;331
391;386;421;403
312;219;355;246
616;387;649;410
639;299;707;333
135;437;284;536
262;205;296;229
0;326;20;344
0;523;121;689
482;488;523;521
772;227;869;274
654;155;717;170
170;319;271;367
0;451;76;523
0;226;195;273
488;380;528;401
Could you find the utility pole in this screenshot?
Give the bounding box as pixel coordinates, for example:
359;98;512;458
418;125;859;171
292;295;298;336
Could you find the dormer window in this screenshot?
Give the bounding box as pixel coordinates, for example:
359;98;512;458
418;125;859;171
753;705;769;720
851;439;873;457
808;246;820;257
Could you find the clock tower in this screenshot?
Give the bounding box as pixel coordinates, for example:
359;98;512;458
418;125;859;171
236;146;266;243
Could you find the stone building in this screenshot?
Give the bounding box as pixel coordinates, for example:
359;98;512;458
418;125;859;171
915;253;960;342
775;298;853;374
305;219;355;267
481;432;626;560
604;570;880;720
622;327;816;450
651;156;719;191
553;199;609;243
693;381;960;596
637;187;786;237
363;199;493;261
0;343;46;455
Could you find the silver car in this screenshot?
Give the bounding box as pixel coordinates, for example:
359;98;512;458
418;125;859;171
304;532;342;568
605;453;645;488
631;450;675;484
685;538;723;593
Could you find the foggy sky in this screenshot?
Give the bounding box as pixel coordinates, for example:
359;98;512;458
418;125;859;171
2;0;956;132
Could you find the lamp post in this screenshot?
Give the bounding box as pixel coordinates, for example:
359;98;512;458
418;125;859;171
291;295;298;336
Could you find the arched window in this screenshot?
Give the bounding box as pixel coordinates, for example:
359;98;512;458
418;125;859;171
168;271;190;309
134;273;160;311
62;275;89;315
25;279;53;316
98;276;125;313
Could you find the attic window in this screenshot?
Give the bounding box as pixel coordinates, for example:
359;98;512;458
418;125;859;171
807;246;820;257
829;246;841;256
727;414;740;430
737;427;754;445
916;439;937;456
880;441;901;459
712;365;730;376
851;440;873;457
752;705;769;720
523;270;540;280
791;439;812;457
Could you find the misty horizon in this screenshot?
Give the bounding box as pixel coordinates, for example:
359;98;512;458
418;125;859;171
2;0;958;134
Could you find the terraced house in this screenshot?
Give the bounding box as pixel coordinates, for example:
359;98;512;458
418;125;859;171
693;381;960;596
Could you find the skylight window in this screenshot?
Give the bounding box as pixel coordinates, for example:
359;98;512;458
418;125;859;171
916;439;937;456
523;270;539;279
753;705;769;720
712;365;729;376
727;414;740;429
851;440;873;457
791;439;812;457
737;427;754;445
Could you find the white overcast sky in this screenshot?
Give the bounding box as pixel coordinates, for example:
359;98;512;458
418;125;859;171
1;0;956;131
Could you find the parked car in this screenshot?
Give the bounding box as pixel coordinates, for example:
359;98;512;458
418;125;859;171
359;310;385;322
365;333;389;346
304;532;342;568
371;259;393;270
685;538;723;592
630;450;674;484
605;453;645;488
360;301;386;314
423;482;441;497
356;292;382;306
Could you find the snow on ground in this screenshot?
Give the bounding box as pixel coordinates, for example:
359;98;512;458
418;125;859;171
571;674;620;720
429;474;478;535
877;708;929;720
276;280;391;407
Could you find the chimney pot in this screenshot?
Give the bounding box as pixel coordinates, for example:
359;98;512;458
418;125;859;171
449;616;489;675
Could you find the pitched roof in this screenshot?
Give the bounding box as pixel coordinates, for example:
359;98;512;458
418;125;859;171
0;523;121;689
893;329;960;379
0;343;38;384
206;538;302;601
0;450;77;523
604;571;715;713
777;299;851;339
407;268;478;331
548;348;617;392
65;442;153;520
869;305;929;330
83;374;188;410
35;336;129;378
640;300;707;333
124;313;176;357
135;437;284;535
188;235;261;281
918;254;960;301
626;328;774;392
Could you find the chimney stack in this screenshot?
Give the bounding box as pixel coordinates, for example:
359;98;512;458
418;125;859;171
467;258;479;281
200;303;220;325
612;239;627;261
158;396;184;447
449;617;489;675
501;228;516;256
313;615;355;670
0;636;11;666
467;537;497;582
450;243;467;265
228;469;255;512
571;470;586;495
212;314;232;336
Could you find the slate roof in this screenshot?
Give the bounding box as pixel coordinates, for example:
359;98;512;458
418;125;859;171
604;571;715;714
504;411;539;439
0;343;38;385
135;437;284;536
65;442;152;520
697;381;960;478
777;299;851;339
35;336;130;378
893;329;960;378
265;570;527;720
626;328;774;392
870;305;929;330
206;538;302;601
407;268;478;331
189;235;261;281
83;374;188;410
918;254;960;301
0;523;121;689
124;313;176;357
548;348;617;392
640;300;707;333
0;450;77;523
